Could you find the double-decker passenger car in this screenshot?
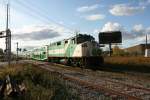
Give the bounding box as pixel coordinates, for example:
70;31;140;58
32;46;48;61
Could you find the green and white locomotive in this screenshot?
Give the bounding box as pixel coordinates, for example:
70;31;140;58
28;34;103;66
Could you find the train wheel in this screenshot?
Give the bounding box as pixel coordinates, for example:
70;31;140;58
67;58;72;66
76;62;80;67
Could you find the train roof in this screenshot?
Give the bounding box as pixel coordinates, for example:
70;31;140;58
50;34;95;45
27;34;96;51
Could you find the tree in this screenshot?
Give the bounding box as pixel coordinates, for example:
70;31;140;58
78;34;95;41
92;48;102;56
113;46;125;56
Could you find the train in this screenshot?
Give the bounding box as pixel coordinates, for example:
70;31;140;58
24;34;104;67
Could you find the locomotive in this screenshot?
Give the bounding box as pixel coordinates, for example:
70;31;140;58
25;34;103;67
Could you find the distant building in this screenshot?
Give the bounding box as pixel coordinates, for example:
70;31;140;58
124;44;150;56
145;49;150;57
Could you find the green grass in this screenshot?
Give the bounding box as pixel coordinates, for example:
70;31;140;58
0;64;80;100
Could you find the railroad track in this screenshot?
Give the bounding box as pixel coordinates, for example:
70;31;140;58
27;60;150;100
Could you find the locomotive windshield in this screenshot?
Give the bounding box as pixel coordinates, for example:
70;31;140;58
77;34;95;44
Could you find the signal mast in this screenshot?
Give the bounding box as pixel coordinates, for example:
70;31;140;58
0;3;11;66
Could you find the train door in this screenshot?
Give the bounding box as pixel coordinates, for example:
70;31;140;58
69;38;76;57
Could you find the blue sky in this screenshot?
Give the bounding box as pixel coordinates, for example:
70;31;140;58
0;0;150;51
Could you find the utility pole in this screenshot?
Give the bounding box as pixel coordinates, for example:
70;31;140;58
75;30;79;44
5;4;11;66
109;43;112;56
0;3;11;66
16;42;18;62
145;34;148;49
145;34;148;57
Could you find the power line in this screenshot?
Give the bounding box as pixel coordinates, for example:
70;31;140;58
13;0;75;33
22;0;73;30
12;3;52;27
12;1;54;24
0;1;6;30
9;1;76;44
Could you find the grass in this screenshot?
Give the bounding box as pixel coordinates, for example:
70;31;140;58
0;63;80;100
102;56;150;73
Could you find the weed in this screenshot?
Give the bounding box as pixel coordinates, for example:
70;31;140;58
0;64;80;100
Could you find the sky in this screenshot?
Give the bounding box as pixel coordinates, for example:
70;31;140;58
0;0;150;52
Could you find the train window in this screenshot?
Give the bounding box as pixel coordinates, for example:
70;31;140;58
43;52;46;54
51;43;56;46
82;43;88;47
72;38;75;44
65;40;68;44
57;42;61;46
51;43;54;46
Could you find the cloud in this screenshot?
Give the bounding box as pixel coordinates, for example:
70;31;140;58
76;4;105;21
101;22;135;40
94;22;136;40
84;14;105;21
12;24;70;41
77;4;99;13
10;24;72;52
94;22;150;48
21;46;38;50
14;29;60;41
146;27;150;34
109;4;145;16
139;0;150;7
132;24;150;36
93;22;122;33
99;22;150;41
58;21;64;25
0;3;7;30
131;24;150;44
101;22;123;32
133;24;144;32
132;24;145;35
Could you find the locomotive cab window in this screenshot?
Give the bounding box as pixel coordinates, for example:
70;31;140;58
65;40;68;44
82;43;88;47
57;42;61;46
